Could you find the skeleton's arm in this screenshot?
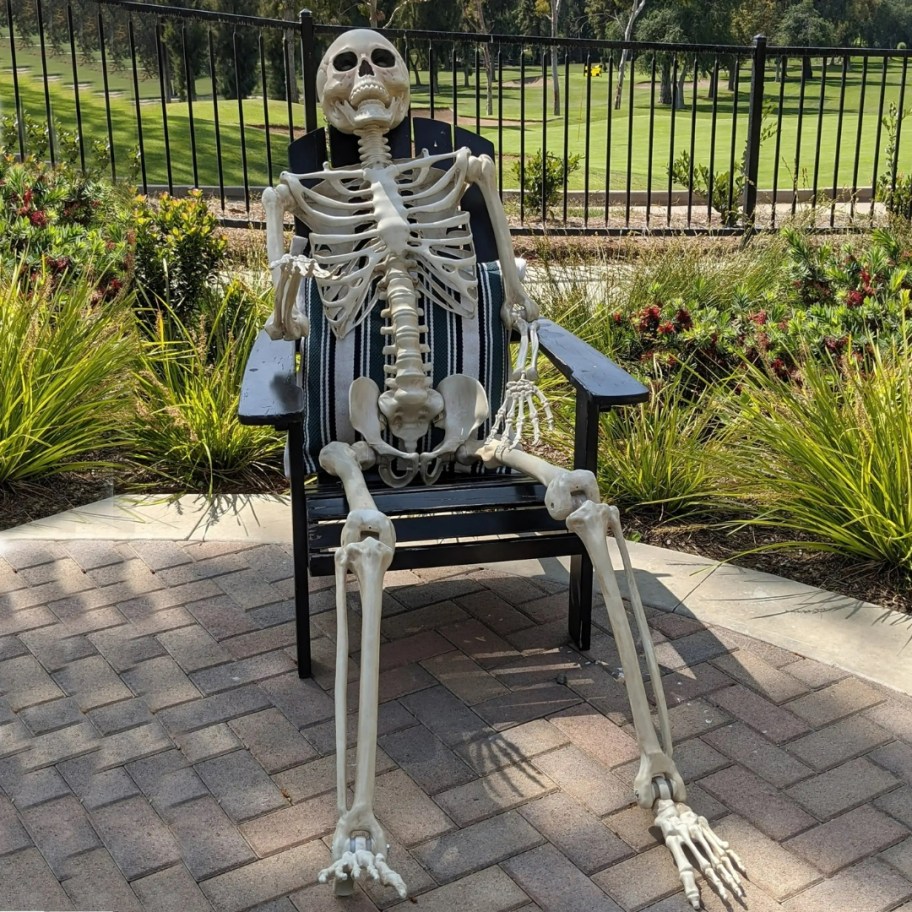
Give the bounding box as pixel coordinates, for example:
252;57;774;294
466;153;550;446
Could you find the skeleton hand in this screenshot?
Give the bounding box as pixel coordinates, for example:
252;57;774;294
264;253;315;341
318;844;407;899
654;800;745;909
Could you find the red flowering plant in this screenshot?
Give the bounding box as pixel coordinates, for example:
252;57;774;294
0;153;134;298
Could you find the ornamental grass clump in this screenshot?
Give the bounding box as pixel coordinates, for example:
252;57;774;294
723;336;912;574
128;279;284;495
0;264;137;484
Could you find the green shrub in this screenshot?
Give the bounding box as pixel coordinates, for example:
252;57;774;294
133;190;227;322
0;154;133;297
722;338;912;574
128;279;283;495
512;149;581;217
0;263;137;484
670;150;744;228
876;103;912;220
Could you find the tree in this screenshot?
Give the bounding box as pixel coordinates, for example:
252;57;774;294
466;0;496;115
614;0;647;109
774;0;836;79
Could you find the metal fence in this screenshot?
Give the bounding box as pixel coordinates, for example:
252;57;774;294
3;0;911;234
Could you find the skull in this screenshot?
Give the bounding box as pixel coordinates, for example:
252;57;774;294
316;29;410;135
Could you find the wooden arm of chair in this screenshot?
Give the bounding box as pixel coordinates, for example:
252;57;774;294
238;330;304;429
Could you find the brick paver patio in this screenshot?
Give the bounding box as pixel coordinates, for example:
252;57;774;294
2;538;912;911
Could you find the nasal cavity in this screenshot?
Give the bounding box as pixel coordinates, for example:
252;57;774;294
359;58;373;76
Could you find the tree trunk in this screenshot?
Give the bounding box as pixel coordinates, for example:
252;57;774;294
675;67;686;109
550;0;562;116
802;56;813;80
472;0;494;115
409;49;422;87
660;58;671;105
614;0;647;109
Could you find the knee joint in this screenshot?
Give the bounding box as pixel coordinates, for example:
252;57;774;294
544;469;600;521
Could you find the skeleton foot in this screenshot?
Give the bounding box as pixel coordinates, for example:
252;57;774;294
655;799;745;909
319;822;407;898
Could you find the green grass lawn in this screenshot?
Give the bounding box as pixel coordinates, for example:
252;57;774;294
3;32;911;202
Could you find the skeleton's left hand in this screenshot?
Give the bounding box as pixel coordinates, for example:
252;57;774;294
264;253;313;341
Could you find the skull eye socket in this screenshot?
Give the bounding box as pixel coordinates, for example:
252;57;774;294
371;48;397;68
333;51;357;71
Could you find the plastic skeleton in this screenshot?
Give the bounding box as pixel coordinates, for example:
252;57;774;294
262;29;744;909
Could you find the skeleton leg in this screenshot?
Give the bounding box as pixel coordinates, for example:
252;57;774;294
316;442;407;899
476;440;745;909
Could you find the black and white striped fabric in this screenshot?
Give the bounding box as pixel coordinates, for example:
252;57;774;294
298;261;509;474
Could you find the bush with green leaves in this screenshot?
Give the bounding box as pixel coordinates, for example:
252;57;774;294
132;190;227;322
0;263;138;484
128;279;283;495
670;150;745;228
876;103;912;220
512;149;581;217
0;153;134;297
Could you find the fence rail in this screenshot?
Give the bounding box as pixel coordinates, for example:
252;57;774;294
2;0;911;234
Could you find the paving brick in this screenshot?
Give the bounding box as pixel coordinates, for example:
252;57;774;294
648;613;704;640
19;697;84;735
401;685;493;747
786;756;899;819
60;847;143;912
228;708;317;773
518;792;633;874
785;804;907;875
122;655;203;712
421;650;510;704
88;629;165;672
191;651;297;695
196;750;287;821
710;650;809;704
175;723;242;763
454;589;536;637
92;795;181;880
439;618;521;669
88;556;164;590
465;568;549;606
215;569;286;610
160;796;257;879
710;685;809;743
0;635;27;661
58;754;141;810
594;844;688;911
0;795;33;854
0;604;59;636
378;723;476;793
259;673;336;729
653;629;731;671
54;655;133;711
239;792;336;856
550;707;641;768
360;834;436;909
0;848;73;910
393;864;529;912
0;654;64;710
784;658;847;689
130;540;195;572
787;677;884;727
473;683;581;731
612;737;729;793
507;617;571;653
0;541;66;570
786;715;892;770
127;749;209;809
222;622;297;660
782;858;912;912
371;767;454;844
457;718;569;775
434;762;554;826
699;765;816;841
156;553;252;587
532;744;632;816
21;721;99;770
882;837;912;880
20;796;100;877
0;763;71;809
703;722;812;788
712;815;821;901
604;804;663;851
132;863;215;912
871;741;912;781
291;882;379;912
88;697;155;735
381;601;468;640
158;683;272;734
302;700;414;756
876;785;912;828
199;841;330;912
373;630;452;672
864;699;912;744
372;660;437;703
504;844;622;911
664;698;732;742
272;748;395;803
711;628;799;668
413;809;542;882
390;574;483;610
59;605;130;637
185;594;259;640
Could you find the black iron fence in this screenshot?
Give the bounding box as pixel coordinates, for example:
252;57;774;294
3;0;911;234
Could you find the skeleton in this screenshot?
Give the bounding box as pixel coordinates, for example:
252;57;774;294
262;28;745;909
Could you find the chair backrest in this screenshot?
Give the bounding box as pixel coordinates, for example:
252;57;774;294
287;117;498;263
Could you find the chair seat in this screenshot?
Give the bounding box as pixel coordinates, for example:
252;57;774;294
305;472;584;574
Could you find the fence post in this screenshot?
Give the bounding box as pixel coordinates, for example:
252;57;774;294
742;34;767;231
299;9;318;133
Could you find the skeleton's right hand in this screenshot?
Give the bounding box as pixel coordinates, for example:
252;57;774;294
264;253;312;341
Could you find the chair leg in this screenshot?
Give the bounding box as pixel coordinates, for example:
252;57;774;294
569;552;593;651
288;423;312;678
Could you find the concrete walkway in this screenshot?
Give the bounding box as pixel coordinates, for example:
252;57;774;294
1;495;911;911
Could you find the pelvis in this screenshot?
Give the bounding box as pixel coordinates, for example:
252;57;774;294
349;374;489;486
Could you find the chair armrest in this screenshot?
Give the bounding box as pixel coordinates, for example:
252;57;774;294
537;319;649;408
238;330;305;427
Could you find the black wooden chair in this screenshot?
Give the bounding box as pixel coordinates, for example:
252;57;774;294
239;117;648;678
